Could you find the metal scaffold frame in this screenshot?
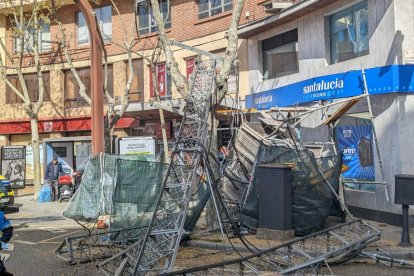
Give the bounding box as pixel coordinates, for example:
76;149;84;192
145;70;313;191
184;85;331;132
98;59;217;275
55;226;146;264
163;219;380;276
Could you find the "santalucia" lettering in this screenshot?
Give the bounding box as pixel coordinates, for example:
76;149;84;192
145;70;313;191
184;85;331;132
303;79;344;94
254;95;272;105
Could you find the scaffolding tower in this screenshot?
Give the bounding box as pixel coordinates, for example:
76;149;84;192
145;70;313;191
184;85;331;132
98;59;216;275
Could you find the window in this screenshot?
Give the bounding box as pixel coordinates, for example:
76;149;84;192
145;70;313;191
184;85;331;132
137;0;171;35
330;1;368;64
149;63;171;98
64;65;113;107
65;68;91;105
262;29;299;80
14;22;50;53
77;6;112;45
6;72;50;104
198;0;232;19
128;59;145;102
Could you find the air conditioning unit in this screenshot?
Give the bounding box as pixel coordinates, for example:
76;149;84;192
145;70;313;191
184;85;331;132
263;0;293;13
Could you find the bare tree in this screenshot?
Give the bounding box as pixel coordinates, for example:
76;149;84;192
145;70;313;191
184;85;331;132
0;0;51;198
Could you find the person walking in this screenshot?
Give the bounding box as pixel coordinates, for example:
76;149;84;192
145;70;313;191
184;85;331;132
44;157;65;202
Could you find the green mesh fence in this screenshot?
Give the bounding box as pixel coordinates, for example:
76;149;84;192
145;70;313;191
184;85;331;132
63;154;210;232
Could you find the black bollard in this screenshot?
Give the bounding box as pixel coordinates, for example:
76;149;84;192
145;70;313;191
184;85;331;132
394;174;414;247
399;204;412;247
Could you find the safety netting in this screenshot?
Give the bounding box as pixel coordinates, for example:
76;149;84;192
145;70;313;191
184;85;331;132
218;122;343;237
63;154;210;232
63;154;166;230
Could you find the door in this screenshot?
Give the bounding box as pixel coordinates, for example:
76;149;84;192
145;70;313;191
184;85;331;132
46;142;74;175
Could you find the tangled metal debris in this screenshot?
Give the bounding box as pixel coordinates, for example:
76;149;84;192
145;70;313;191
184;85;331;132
58;59;386;275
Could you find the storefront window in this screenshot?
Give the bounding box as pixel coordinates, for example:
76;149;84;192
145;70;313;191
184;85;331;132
330;1;369;64
262;29;299;80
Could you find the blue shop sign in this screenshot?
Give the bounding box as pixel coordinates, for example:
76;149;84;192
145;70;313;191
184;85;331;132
246;65;414;109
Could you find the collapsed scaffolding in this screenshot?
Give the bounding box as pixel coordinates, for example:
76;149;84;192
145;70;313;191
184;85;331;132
57;58;392;275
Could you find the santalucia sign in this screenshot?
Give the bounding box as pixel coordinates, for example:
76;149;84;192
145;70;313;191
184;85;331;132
246;65;414;109
302;79;344;95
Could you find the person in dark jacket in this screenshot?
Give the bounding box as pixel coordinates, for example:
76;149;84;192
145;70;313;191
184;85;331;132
0;211;13;276
44;157;65;202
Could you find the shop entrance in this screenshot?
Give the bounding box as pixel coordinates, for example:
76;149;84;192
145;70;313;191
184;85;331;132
43;137;91;175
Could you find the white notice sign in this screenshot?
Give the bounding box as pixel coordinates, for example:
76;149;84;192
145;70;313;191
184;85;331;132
119;137;156;155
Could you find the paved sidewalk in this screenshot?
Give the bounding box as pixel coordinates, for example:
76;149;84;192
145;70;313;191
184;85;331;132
7;195;80;231
363;220;414;259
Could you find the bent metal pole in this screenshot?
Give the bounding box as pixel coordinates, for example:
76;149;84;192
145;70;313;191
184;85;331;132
76;0;104;154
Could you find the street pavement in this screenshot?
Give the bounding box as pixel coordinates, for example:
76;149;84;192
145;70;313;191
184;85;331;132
3;195;414;275
4;196;98;275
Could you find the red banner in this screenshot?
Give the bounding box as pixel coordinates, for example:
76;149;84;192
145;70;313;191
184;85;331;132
186;58;195;80
150;64;167;97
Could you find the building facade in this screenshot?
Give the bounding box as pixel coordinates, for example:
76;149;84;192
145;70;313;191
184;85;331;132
0;0;273;182
241;0;414;223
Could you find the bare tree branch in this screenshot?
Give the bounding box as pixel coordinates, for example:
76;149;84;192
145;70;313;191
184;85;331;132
50;0;91;105
216;0;245;102
32;0;45;115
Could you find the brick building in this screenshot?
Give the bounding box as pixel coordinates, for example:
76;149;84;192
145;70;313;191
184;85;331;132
0;0;278;181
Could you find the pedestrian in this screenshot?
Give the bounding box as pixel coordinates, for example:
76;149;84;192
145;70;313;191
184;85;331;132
73;170;83;194
218;145;229;167
0;211;13;276
44;157;65;202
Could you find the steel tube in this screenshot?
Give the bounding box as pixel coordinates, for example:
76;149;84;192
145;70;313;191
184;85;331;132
76;0;104;154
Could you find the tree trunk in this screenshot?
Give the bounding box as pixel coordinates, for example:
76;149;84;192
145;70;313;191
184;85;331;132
109;125;116;154
31;118;41;200
158;108;170;164
206;112;220;230
104;116;112;153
